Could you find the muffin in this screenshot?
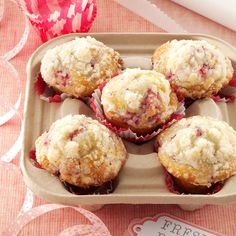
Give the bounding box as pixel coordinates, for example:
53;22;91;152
155;116;236;194
35;114;127;194
152;40;234;99
40;36;123;98
101;68;179;135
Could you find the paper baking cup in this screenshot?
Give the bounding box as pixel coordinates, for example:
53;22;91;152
29;149;42;169
34;73;91;104
34;73;70;103
18;0;97;42
171;84;185;103
164;169;224;195
229;75;236;87
210;75;236;102
91;86;185;143
211;95;234;103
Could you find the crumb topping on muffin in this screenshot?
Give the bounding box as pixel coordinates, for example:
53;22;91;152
35;115;127;188
156;116;236;186
41;36;123;97
153;40;233;99
101;68;178;131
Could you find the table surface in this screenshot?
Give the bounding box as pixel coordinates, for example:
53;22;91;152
0;0;236;235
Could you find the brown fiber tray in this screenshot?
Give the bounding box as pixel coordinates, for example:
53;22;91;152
21;33;236;208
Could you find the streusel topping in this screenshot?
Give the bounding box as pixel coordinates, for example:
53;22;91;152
101;68;178;129
35;115;127;187
153;40;233;99
157;116;236;185
41;36;122;97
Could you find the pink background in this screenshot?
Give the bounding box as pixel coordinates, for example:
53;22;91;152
0;0;236;235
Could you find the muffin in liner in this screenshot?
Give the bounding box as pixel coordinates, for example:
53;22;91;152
34;114;127;194
152;40;234;99
155;116;236;194
40;36;123;99
91;69;185;143
164;169;224;195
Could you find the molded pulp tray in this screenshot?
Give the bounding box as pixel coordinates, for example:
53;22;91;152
21;33;236;206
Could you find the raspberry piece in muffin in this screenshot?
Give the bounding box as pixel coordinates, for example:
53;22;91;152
40;36;123;98
101;68;179;135
35;115;127;194
155;116;236;194
152;40;234;99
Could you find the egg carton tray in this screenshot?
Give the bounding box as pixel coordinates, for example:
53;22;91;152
21;33;236;210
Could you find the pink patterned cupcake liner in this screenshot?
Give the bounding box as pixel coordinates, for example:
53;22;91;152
210;95;234;103
29;149;43;169
3;203;111;236
34;73;91;104
229;75;236;87
184;74;236;108
34;73;70;103
210;75;236;103
90;85;185;143
29;149;118;195
184;75;236;108
18;0;97;42
164;168;224;195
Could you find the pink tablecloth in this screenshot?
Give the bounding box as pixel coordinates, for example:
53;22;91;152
0;0;236;235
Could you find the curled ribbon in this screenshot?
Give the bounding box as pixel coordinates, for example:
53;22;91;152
3;204;111;236
0;59;21;126
0;162;34;228
1;14;30;61
0;106;22;162
0;0;26;163
0;0;28;125
0;0;33;223
0;0;30;61
17;188;34;217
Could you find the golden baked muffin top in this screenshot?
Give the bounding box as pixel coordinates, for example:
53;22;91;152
35;115;127;188
41;36;123;97
156;116;236;187
101;68;178;130
152;40;233;99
